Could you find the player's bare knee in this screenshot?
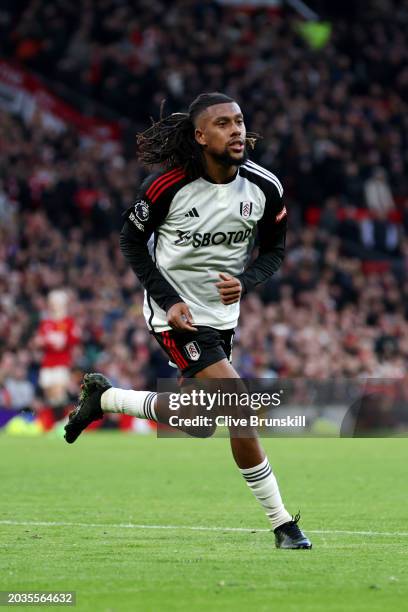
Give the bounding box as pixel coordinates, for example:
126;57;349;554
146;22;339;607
185;421;217;438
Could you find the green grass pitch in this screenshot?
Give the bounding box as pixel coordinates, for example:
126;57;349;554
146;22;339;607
0;433;407;611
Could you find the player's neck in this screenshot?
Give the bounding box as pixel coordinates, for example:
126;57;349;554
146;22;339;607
203;158;238;184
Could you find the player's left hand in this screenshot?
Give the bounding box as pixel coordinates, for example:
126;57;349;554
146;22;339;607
215;273;242;305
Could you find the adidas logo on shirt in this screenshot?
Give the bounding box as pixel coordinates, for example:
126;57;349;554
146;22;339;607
185;207;199;218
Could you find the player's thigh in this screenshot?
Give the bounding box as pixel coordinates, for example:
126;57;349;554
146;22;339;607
194;358;240;379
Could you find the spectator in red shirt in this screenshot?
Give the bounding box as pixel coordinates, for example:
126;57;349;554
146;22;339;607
37;289;80;407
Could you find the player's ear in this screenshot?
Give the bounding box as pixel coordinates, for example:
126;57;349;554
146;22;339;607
195;128;206;147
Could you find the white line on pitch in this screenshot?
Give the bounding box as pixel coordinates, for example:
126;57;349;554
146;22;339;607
0;520;406;537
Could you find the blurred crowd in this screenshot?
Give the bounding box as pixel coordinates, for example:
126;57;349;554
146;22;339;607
1;0;408;419
4;0;408;214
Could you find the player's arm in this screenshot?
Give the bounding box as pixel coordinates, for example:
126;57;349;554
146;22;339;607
236;186;287;294
119;178;195;330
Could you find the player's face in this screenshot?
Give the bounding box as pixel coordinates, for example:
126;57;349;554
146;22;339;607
194;102;247;167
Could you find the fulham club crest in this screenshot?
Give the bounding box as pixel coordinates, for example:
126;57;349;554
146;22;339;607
184;341;201;361
240;201;253;219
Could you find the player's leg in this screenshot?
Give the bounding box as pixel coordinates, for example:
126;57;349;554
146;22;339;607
102;383;217;437
95;326;223;437
194;358;311;549
64;371;216;442
64;327;224;443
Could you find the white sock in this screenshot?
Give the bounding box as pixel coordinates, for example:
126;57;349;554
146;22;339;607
240;457;292;530
101;388;157;421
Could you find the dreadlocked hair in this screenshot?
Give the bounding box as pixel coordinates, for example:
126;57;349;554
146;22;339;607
136;93;261;180
136;110;201;178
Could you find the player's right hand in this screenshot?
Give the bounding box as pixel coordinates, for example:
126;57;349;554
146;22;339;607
167;302;197;332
